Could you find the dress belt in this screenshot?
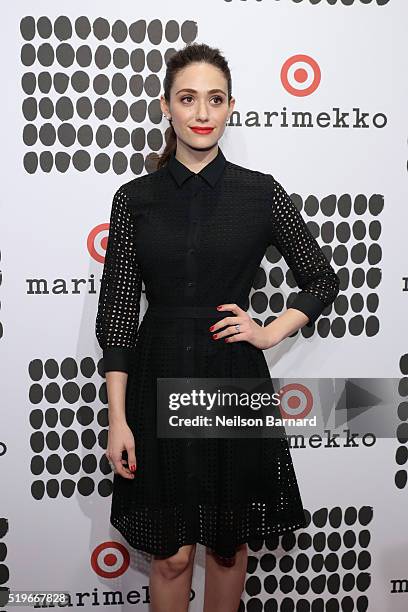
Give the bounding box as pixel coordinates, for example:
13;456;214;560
146;304;240;319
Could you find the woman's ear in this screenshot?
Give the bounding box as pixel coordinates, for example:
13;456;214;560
160;95;170;119
227;96;236;120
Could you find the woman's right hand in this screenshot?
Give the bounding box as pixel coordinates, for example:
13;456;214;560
106;420;137;479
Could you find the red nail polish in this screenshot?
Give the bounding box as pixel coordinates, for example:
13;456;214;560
216;306;222;310
209;326;215;331
224;338;229;342
213;334;218;339
130;464;136;472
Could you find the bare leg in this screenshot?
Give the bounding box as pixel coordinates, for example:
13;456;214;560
149;543;196;612
203;543;248;612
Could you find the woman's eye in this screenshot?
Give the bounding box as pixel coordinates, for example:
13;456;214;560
180;95;224;104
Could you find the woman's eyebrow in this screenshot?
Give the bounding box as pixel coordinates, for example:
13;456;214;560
175;88;227;95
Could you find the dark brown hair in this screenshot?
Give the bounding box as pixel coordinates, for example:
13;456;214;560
154;42;232;170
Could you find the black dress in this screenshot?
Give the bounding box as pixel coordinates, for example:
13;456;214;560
95;146;340;559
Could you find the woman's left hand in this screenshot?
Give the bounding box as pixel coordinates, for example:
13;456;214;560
210;303;278;351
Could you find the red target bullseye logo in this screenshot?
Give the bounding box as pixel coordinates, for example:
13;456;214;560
91;541;130;578
88;222;110;264
277;383;313;419
281;54;321;97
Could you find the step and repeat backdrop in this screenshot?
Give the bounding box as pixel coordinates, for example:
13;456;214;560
1;1;407;610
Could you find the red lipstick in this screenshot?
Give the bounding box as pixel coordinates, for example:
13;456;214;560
190;127;214;134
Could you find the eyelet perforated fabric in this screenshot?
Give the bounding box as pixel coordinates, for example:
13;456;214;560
95;185;143;373
267;174;340;327
95;146;340;559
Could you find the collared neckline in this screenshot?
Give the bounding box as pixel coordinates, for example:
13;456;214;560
167;146;227;188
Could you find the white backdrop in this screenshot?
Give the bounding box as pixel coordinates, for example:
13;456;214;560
1;0;407;610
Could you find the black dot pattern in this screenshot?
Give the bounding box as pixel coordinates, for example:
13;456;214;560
267;175;340;328
0;518;10;605
263;191;382;338
240;506;372;610
225;0;389;4
396;354;408;489
20;16;198;174
28;357;113;499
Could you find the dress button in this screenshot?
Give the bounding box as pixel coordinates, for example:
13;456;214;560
187;281;194;287
186;345;192;351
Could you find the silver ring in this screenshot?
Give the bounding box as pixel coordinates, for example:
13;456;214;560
108;460;115;471
235;324;240;333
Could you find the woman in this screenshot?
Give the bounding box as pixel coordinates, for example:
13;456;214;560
95;42;340;612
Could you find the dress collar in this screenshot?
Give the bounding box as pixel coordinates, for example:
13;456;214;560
167;146;227;188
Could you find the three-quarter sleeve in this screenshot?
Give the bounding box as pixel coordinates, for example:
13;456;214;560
267;174;340;327
95;185;143;373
